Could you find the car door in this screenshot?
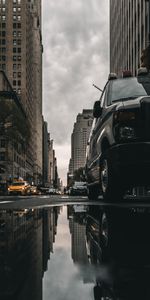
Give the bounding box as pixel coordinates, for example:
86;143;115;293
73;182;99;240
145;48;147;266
88;84;109;184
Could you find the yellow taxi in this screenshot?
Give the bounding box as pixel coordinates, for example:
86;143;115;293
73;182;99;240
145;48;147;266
8;181;31;196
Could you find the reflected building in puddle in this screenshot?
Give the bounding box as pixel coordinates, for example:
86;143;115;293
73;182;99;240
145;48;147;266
0;206;60;300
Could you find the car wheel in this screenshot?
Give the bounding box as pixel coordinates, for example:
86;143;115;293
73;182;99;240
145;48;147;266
100;212;116;262
100;152;124;201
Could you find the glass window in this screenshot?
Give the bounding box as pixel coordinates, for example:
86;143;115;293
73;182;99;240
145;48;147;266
109;77;150;104
0;140;5;148
0;152;5;161
1;47;6;53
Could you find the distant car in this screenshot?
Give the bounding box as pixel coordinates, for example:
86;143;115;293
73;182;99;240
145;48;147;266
30;185;39;195
47;188;56;195
8;181;31;196
70;181;87;196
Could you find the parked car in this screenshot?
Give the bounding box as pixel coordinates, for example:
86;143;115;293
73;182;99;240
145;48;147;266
47;188;56;195
8;181;31;196
30;185;39;195
85;68;150;201
70;181;87;196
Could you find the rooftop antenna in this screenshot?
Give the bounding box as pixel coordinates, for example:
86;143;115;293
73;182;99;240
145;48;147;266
93;84;103;92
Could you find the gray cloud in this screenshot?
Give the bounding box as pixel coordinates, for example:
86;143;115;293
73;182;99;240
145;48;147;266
42;0;109;183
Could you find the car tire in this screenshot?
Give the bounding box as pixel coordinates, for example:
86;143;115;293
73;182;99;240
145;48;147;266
100;151;124;201
100;212;115;262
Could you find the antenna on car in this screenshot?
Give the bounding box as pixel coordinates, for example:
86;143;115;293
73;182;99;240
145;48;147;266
93;84;103;92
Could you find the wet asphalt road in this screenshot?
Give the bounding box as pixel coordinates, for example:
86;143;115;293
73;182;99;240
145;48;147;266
0;195;150;299
0;194;150;209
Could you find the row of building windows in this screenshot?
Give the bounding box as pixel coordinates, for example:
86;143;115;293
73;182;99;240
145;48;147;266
0;15;21;21
0;140;5;148
0;31;5;37
0;64;5;70
13;63;21;70
13;72;21;78
13;31;21;37
0;56;6;61
13;80;21;86
0;47;6;53
0;0;21;4
13;47;21;53
14;88;21;95
13;55;21;61
13;40;21;46
0;23;22;29
14;153;25;167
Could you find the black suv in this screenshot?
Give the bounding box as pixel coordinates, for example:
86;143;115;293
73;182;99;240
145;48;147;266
85;68;150;200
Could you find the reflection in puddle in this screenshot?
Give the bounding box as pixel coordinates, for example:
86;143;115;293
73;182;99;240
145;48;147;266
43;206;93;300
0;204;150;299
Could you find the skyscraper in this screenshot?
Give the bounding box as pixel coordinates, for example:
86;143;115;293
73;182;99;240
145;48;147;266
110;0;150;75
0;0;43;183
69;109;93;174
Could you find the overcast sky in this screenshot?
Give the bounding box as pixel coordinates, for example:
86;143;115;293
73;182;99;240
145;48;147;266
42;0;109;185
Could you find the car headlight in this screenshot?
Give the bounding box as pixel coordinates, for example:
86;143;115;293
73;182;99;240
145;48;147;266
119;126;136;139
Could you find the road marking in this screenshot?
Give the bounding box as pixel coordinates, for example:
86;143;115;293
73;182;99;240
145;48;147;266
0;201;14;204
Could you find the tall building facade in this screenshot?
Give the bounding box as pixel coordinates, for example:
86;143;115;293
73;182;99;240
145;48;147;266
110;0;150;75
69;109;93;174
0;71;27;182
0;0;43;183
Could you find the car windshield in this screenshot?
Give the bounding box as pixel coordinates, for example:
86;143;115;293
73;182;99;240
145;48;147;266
11;182;25;186
109;76;150;103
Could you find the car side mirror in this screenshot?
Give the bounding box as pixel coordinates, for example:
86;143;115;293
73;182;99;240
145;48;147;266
93;101;102;118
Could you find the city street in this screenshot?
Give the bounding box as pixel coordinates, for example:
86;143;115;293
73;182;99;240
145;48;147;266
0;0;150;299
